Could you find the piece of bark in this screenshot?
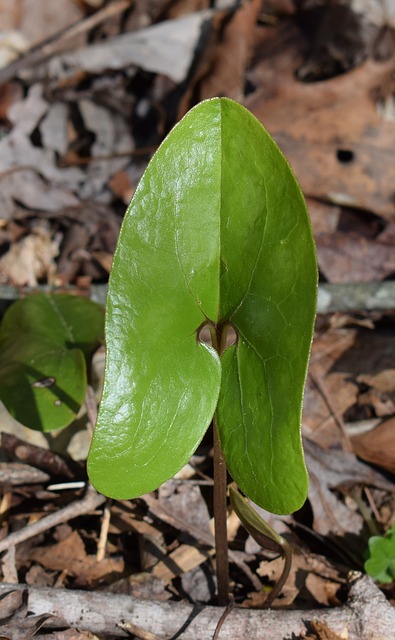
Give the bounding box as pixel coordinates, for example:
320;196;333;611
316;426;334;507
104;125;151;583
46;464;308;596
1;433;77;480
0;573;393;639
0;462;50;486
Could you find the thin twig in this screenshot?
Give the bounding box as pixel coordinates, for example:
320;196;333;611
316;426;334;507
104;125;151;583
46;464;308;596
96;499;112;561
364;487;382;524
0;487;13;524
0;484;105;553
85;384;98;433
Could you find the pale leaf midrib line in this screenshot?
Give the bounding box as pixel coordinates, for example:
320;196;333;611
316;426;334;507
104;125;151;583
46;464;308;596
235;347;259;490
47;295;74;343
142;386;190;469
173;188;206;319
236;327;276;483
228;169;269;322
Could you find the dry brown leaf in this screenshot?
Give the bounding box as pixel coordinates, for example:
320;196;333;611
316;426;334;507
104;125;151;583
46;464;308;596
351;417;395;474
25;563;57;588
0;223;60;286
199;0;261;101
90;251;114;273
31;530;124;587
0;586;52;640
41;631;102;640
0;82;23;120
17;0;83;45
46;11;216;85
358;369;395;395
304;438;393;536
126;572;168;601
109;170;134;204
256;551;343;608
303;326;358;447
246;26;395;220
0;0;24;31
151;543;213;584
307;198;341;236
357;387;395;417
316;232;395;283
158;480;213;539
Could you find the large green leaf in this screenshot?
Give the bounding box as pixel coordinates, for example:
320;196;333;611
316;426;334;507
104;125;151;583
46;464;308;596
88;98;317;513
0;293;104;431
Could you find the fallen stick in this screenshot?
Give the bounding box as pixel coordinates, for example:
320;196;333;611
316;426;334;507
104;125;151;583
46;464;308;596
0;573;393;639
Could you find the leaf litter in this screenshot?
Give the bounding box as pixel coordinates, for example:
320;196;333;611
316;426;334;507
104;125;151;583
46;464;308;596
0;0;394;637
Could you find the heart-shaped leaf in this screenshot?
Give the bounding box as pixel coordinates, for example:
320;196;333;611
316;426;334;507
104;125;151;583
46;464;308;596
88;98;317;513
0;293;104;431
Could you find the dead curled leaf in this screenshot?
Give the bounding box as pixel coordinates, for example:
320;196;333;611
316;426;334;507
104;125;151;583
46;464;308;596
316;232;395;283
31;530;124;587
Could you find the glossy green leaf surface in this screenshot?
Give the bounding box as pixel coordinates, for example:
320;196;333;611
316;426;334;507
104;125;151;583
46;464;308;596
0;293;104;431
88;98;317;513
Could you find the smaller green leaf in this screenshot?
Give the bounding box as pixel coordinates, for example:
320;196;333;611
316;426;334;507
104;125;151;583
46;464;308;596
0;294;104;432
230;485;287;554
230;485;292;606
365;524;395;584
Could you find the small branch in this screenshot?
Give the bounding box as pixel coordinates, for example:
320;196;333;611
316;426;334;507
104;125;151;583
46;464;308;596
96;499;112;562
85;384;98;433
0;573;393;639
0;484;105;554
1;433;76;480
0;462;50;486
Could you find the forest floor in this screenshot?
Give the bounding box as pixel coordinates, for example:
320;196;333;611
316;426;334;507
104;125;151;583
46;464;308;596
0;1;394;638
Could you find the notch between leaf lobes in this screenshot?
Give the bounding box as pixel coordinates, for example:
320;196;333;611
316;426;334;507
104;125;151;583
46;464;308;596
197;321;237;355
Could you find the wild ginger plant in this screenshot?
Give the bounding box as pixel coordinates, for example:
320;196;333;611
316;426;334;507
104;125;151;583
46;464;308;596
87;98;317;603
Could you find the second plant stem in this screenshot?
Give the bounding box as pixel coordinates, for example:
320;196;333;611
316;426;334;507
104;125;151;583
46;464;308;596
211;323;230;606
